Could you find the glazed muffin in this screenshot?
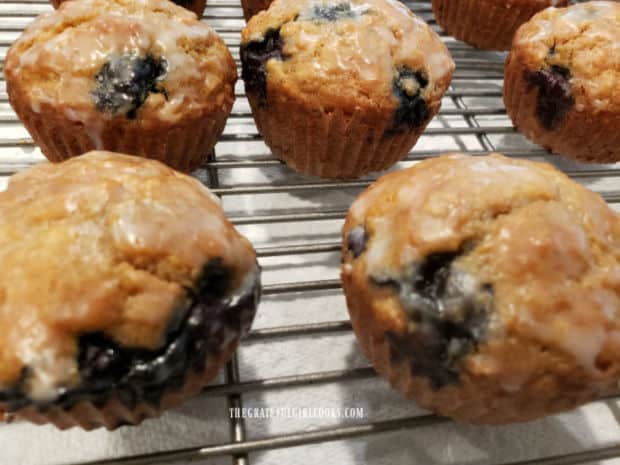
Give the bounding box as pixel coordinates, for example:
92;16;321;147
240;0;454;179
50;0;207;17
342;153;620;424
4;0;236;172
241;0;272;21
0;152;261;430
504;1;620;163
432;0;568;51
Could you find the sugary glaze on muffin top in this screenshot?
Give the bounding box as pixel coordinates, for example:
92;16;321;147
514;1;620;113
343;154;620;391
0;152;257;401
241;0;454;118
4;0;236;127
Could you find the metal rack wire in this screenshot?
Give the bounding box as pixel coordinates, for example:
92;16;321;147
1;0;620;464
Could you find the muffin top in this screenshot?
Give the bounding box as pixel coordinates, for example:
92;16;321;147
4;0;236;126
512;1;620;113
241;0;454;124
343;154;620;390
0;152;257;401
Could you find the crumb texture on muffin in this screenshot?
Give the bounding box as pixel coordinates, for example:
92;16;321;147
513;1;620;113
0;152;258;407
241;0;454;126
342;153;620;423
5;0;236;127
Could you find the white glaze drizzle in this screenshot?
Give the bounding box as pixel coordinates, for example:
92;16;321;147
256;0;454;98
8;0;232;148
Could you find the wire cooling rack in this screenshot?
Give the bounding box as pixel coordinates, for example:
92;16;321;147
2;0;620;464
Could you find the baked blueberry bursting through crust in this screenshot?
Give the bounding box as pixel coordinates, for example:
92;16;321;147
92;54;168;120
0;258;261;413
391;66;430;133
346;226;368;258
241;29;285;107
381;251;492;389
312;3;362;21
348;233;492;389
524;65;575;130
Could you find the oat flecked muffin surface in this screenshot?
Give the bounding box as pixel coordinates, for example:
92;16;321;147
50;0;208;17
240;0;454;179
0;152;261;430
342;153;620;424
432;0;568;51
4;0;236;171
504;1;620;163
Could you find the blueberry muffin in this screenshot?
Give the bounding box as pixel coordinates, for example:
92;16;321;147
0;152;261;430
240;0;454;179
4;0;236;172
504;1;620;163
342;153;620;424
50;0;208;17
432;0;568;51
241;0;272;21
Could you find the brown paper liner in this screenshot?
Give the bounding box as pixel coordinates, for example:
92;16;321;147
7;54;232;172
247;91;437;180
50;0;207;17
240;0;273;21
504;52;620;163
431;0;565;51
8;84;230;172
188;0;207;18
9;339;239;430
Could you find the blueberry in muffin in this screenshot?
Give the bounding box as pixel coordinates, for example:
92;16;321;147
374;250;492;390
523;64;574;130
391;66;430;132
240;28;286;106
346;225;368;258
311;2;362;21
92;54;168;120
5;0;236;172
0;151;261;430
240;0;454;179
342;153;620;424
504;1;620;163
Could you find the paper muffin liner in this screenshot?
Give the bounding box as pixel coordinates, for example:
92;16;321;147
8;85;230;172
431;0;563;51
11;342;237;430
247;92;437;180
185;0;207;18
504;52;620;163
240;0;273;21
50;0;207;17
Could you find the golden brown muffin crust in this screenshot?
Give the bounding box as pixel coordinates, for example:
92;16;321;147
4;0;236;125
0;152;256;401
512;1;620;113
342;154;620;423
241;0;454;117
